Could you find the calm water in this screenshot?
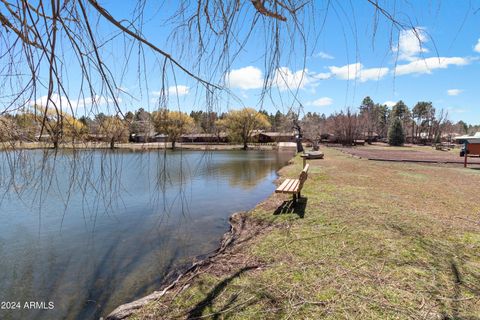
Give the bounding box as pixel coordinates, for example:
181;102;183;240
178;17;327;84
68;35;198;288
0;149;293;320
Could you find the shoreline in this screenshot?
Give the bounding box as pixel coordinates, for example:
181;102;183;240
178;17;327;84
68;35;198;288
104;157;295;320
0;142;294;151
104;212;259;320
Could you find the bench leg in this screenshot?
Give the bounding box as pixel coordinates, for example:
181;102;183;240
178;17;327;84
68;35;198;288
293;192;301;203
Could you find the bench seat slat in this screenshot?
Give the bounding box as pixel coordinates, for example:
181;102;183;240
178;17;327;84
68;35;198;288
287;180;300;192
275;178;299;194
284;179;297;192
275;179;292;193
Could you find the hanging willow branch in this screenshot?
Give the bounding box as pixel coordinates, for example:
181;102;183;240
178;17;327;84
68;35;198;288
0;0;420;149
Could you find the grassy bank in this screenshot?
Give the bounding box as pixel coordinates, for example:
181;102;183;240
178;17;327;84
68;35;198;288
126;148;480;319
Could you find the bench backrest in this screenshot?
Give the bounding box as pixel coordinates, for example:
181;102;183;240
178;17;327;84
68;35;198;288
298;163;309;192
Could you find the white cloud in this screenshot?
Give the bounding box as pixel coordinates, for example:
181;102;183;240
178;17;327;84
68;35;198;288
29;94;69;108
395;57;469;75
227;66;317;91
358;67;389;82
328;63;361;80
272;67;311;90
168;85;189;96
383;101;396;107
314;51;334;59
313;72;331;80
307;97;333;107
328;63;388;82
393;28;429;61
226;66;263;89
475;39;480;53
151;85;190;96
447;89;463;96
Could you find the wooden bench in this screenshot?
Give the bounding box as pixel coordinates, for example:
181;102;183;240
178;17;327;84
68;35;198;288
275;164;309;202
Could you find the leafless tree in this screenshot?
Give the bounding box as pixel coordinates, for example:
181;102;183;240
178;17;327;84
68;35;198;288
301;112;326;149
431;108;449;143
330;108;361;146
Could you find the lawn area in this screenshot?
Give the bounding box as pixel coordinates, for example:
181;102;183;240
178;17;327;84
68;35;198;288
128;147;480;319
338;144;480;166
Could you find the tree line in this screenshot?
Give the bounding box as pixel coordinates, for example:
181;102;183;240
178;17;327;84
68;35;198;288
0;106;270;149
302;97;475;147
0;98;477;149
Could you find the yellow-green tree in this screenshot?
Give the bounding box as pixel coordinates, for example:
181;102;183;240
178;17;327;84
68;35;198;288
217;108;270;150
0;116;18;144
14;112;37;141
99;116;129;149
153;110;194;149
33;105;85;148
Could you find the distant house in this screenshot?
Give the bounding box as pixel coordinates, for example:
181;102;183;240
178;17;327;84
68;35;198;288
129;121;156;143
86;133;107;142
321;133;336;143
180;133;228;143
406;132;432;144
129;134;144;143
455;132;480;144
441;132;461;142
130;133;150;143
354;139;365;146
256;132;296;143
362;131;379;142
35;133;52;142
129;132;168;143
149;133;168;143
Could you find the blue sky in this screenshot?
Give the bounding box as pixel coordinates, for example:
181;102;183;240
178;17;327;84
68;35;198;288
20;1;480;123
216;1;480;122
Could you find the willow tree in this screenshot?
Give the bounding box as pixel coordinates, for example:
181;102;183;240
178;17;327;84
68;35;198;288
33;105;85;148
0;0;425;143
99;116;129;149
217;108;270;150
153;110;194;149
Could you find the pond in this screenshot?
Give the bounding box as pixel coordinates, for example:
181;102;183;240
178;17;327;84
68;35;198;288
0;149;293;320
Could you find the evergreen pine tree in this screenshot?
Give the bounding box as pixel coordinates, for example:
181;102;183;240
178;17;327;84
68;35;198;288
388;117;405;146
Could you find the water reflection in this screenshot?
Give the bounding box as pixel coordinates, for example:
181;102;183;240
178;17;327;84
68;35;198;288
0;149;293;320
